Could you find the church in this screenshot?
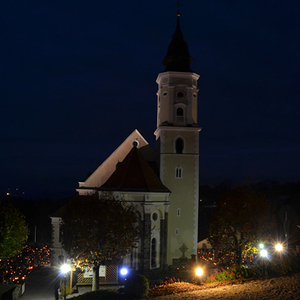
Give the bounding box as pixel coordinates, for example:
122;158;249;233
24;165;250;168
51;11;201;274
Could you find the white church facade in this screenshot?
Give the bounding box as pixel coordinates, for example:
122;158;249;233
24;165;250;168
51;13;201;273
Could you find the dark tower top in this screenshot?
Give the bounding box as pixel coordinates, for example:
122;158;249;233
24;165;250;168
162;17;193;72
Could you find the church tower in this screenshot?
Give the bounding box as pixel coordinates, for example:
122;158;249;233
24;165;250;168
154;12;201;266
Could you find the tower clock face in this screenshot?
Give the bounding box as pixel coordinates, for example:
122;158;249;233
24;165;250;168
176;90;185;99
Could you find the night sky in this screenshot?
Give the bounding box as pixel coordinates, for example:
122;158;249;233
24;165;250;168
2;1;300;199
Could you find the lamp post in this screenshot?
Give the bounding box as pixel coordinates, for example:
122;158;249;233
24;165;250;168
275;243;283;252
61;264;70;300
119;267;129;285
275;243;283;259
195;267;204;284
260;249;268;276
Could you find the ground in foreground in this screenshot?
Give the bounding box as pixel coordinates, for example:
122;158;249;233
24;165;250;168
148;273;300;299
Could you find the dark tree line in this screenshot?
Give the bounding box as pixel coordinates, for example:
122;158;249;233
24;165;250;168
2;196;70;244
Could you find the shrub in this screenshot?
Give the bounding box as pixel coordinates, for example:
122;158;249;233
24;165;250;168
204;256;300;284
205;267;248;283
60;282;72;296
124;274;149;299
163;277;181;285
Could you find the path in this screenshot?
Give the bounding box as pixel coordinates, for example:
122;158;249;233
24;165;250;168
21;266;60;300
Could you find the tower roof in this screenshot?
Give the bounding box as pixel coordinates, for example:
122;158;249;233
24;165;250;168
99;146;170;193
162;16;193;72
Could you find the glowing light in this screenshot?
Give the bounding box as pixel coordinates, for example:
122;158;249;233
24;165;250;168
120;268;128;276
259;244;264;249
61;264;71;274
196;267;203;276
260;249;268;257
275;244;283;252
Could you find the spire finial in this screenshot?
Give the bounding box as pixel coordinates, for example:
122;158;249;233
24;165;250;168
175;1;183;18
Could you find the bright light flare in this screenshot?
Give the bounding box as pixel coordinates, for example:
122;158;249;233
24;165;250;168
196;267;203;277
275;244;283;252
260;249;268;257
61;264;71;274
120;268;128;276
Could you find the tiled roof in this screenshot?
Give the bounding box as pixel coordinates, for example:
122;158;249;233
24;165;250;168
99;146;170;193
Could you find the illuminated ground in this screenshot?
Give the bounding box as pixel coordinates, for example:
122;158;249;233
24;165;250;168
148;273;300;299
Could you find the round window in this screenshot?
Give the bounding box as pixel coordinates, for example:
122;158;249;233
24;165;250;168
152;212;158;222
132;139;139;147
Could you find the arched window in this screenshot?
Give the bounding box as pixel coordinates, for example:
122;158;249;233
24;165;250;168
151;238;157;268
175;138;184;154
176;107;184;123
175;167;182;178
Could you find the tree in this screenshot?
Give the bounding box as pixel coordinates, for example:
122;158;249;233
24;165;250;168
208;186;275;266
61;193;140;291
0;201;28;261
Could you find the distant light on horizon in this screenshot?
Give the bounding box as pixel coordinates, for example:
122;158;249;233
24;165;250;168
5;188;25;197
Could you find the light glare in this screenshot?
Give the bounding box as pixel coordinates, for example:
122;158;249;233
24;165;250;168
120;268;128;276
260;249;268;257
196;267;203;276
61;264;71;274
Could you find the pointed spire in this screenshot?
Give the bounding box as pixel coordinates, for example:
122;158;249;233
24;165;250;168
162;4;193;72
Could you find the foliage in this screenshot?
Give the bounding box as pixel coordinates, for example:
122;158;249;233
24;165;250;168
205;268;237;283
124;274;149;299
208;186;276;266
0;201;28;260
61;193;139;290
60;282;72;296
205;254;300;284
162;277;181;285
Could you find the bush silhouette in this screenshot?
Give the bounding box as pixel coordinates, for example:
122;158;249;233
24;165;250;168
124;274;149;299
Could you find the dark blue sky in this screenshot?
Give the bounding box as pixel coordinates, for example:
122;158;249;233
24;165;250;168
1;1;300;199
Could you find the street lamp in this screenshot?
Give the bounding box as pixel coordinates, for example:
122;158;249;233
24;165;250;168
61;264;70;300
260;249;268;276
119;267;129;285
260;249;268;258
275;243;283;259
195;267;204;284
61;264;71;274
275;243;283;252
120;267;128;276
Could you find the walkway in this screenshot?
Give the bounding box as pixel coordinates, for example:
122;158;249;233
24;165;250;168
21;265;60;300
